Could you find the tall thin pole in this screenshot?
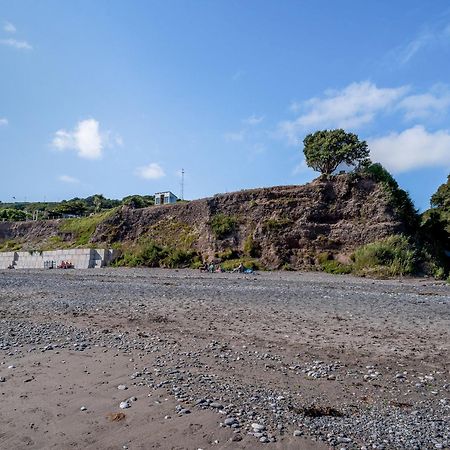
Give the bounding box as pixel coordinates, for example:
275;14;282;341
181;168;185;200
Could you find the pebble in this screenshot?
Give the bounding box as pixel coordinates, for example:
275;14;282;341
224;417;237;426
209;402;223;409
252;423;265;432
80;406;87;411
1;269;449;450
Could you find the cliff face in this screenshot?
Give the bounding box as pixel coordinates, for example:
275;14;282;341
0;175;406;269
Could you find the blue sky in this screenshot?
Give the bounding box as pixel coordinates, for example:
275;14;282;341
1;0;450;211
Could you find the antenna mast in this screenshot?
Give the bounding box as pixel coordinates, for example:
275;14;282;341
181;168;185;200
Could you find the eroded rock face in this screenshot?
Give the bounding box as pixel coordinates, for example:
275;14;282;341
0;175;406;269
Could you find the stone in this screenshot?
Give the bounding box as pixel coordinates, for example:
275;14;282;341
293;430;303;436
252;423;265;432
117;384;128;390
119;401;130;409
224;417;237;426
210;402;223;409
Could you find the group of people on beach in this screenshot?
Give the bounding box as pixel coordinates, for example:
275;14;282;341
200;261;251;274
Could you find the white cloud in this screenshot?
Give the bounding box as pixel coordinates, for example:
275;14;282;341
278;81;408;143
393;22;450;65
0;38;32;50
369;125;450;173
52;118;104;160
289;101;302;113
224;130;245;142
3;21;16;33
0;118;8;126
58;175;80;184
398;85;450;120
135;163;165;180
397;31;433;65
242;115;264;126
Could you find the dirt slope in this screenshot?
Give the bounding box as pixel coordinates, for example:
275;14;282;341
0;174;406;269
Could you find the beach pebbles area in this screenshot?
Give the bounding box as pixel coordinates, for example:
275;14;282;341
0;268;449;449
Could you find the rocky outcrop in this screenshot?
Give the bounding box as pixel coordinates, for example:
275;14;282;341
0;175;407;269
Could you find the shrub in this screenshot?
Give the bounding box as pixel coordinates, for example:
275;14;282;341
317;252;352;274
243;234;260;257
210;214;237;239
262;217;292;232
162;249;199;268
216;248;239;261
364;163;418;229
352;235;418;277
0;208;28;221
220;258;261;271
114;240;199;269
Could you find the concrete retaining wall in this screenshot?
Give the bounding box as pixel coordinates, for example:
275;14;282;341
0;249;119;269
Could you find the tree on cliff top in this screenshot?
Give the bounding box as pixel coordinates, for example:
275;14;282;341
431;174;450;211
303;129;370;175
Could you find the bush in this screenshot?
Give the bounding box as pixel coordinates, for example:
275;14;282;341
121;195;154;209
216;248;239;261
210;214;237;239
220;258;261;271
352;235;418;276
243;234;260;257
114;240;199;269
262;218;292;232
317;252;352;274
0;208;28;221
162;249;199;268
364;163;418;229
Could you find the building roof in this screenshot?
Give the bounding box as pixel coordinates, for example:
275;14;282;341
155;191;177;197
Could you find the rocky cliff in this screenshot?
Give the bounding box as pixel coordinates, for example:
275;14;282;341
0;174;407;269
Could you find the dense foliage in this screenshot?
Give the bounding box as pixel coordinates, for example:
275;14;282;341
364;163;419;229
0;194;154;222
431;175;450;210
303;129;370;175
420;174;450;278
210;214;237;239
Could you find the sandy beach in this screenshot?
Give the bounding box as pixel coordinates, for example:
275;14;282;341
0;268;449;449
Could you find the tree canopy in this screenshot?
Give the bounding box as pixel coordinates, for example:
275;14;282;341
303;129;370;175
431;175;450;210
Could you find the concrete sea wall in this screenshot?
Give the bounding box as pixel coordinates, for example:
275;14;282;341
0;249;118;270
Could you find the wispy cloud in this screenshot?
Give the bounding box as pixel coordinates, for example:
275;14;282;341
3;21;16;33
135;163;165;180
52;118;112;160
0;117;8;126
242;115;265;126
393;21;450;65
278;81;408;143
224;130;246;142
58;174;80;184
369;125;450;173
0;38;32;50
